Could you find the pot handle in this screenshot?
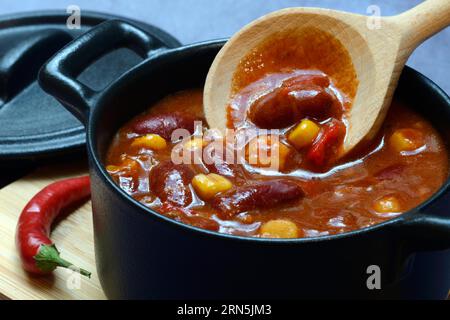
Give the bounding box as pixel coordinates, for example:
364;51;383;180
393;213;450;252
39;20;166;125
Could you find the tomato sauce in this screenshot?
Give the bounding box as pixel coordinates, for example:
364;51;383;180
105;29;448;239
106;88;448;238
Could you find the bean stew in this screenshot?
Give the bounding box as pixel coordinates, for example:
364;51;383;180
106;31;448;239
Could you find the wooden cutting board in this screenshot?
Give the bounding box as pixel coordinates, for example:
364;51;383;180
0;163;105;300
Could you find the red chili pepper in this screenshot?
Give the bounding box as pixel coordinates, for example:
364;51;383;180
16;176;92;278
307;120;345;167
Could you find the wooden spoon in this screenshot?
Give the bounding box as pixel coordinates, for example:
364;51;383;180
204;0;450;156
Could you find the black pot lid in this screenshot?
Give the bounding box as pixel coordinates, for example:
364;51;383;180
0;10;180;160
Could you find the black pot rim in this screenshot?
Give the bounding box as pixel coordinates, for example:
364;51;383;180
88;39;450;245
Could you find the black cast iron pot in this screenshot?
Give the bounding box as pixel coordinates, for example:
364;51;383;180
39;20;450;300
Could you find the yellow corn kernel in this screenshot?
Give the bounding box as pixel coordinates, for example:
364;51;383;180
288;119;321;149
246;135;292;171
184;137;208;151
260;220;300;239
389;129;424;153
374;196;402;214
106;165;121;173
192;173;233;200
131;134;168;151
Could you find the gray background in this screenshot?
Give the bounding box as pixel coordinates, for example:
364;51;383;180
0;0;449;93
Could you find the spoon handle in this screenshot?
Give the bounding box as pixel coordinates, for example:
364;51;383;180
394;0;450;50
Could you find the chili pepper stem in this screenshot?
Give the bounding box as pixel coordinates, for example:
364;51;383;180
34;244;91;278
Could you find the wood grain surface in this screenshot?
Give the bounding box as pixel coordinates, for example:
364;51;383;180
0;163;105;300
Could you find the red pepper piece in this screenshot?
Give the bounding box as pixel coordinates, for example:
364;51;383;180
307;120;346;167
16;176;92;277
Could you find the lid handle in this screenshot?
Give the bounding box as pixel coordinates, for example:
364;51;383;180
0;29;73;102
39;20;167;125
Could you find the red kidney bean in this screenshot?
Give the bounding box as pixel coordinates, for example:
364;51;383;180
150;161;195;207
131;112;201;141
248;75;336;129
248;90;292;129
282;73;331;88
206;161;247;181
201;141;247;180
211;180;304;218
282;84;336;117
203;152;246;180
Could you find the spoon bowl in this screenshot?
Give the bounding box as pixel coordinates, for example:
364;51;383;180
204;0;450;156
